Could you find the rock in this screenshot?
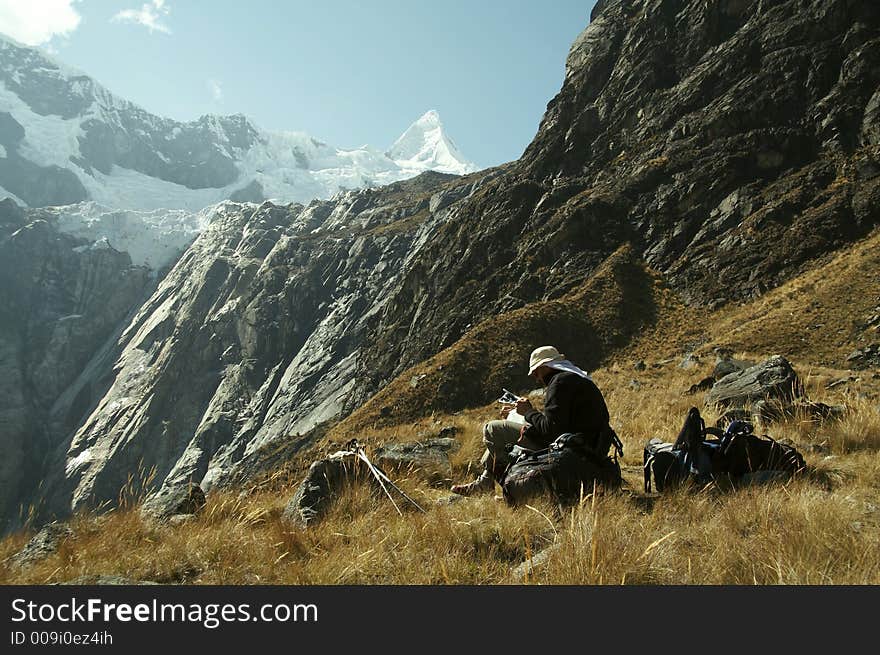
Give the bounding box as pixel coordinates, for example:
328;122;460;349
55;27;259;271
713;357;753;380
753;399;847;425
633;360;647;371
11;523;73;568
437;425;458;439
60;575;159;585
804;402;847;421
845;344;880;369
678;354;701;370
509;544;560;582
374;437;459;482
167;514;196;527
140;482;206;522
0;209;152;534
629;379;642;391
686;376;716;395
282;452;377;528
706;356;803;410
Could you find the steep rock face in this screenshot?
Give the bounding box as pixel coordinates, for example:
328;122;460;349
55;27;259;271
522;0;880;303
352;0;880;393
0;199;152;531
37;171;494;518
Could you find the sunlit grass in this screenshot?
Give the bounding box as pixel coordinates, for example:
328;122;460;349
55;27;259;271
2;355;877;585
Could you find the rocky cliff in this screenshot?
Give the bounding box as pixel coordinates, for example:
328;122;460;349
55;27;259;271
0;199;153;530
3;0;879;529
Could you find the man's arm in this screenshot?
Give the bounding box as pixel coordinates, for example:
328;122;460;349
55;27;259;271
522;375;574;446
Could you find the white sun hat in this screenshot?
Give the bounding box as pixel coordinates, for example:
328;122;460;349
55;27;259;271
528;345;566;375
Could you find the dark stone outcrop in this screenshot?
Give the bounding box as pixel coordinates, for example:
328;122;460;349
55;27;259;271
10;523;73;568
846;343;880;369
706;355;803;409
282;453;378;528
708;356;846;424
374;436;460;482
140;482;207;521
687;376;716;395
0;201;152;533
713;351;754;379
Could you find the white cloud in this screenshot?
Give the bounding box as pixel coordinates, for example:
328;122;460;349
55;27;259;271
112;0;171;34
208;79;223;103
0;0;82;46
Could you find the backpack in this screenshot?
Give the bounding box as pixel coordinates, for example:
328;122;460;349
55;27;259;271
715;421;806;477
643;408;806;493
501;431;623;506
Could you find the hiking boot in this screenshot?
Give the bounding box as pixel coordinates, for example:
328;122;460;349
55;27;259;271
451;471;494;497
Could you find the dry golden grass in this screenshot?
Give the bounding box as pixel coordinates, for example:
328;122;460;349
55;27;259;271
2;356;877;585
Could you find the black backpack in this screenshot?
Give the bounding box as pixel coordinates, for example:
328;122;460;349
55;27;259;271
714;421;806;478
502;430;623;506
644;408;806;493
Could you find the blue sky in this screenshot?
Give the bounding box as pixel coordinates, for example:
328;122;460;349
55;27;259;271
1;1;597;168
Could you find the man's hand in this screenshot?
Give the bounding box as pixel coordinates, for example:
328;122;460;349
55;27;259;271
499;403;514;419
515;398;533;415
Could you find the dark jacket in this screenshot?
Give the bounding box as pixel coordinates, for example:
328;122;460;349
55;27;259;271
522;370;610;448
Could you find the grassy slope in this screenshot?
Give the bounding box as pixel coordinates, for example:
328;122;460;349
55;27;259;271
2;231;879;585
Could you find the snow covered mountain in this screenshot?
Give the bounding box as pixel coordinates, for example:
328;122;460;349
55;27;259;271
0;33;477;212
387;109;475;173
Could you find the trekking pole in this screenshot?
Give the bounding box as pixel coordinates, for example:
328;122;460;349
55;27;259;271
349;441;426;514
359;449;427;514
352;444;403;515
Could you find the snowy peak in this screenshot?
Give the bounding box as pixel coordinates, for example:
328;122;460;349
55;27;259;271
0;36;480;212
388;110;478;175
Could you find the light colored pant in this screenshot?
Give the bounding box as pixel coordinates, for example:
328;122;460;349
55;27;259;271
480;419;541;479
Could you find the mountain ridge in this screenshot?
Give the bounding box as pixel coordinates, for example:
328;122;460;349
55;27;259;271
0;32;477;211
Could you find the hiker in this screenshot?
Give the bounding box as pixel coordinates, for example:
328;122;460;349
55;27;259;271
451;345;612;496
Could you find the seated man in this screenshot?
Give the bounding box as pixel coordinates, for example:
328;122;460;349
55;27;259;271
451;345;611;496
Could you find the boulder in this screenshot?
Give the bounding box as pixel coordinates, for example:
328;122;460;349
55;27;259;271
706;355;803;409
713;348;754;379
140;482;206;522
374;437;460;483
282;452;378;528
509;544;560;582
11;523;73;568
686;376;716;395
